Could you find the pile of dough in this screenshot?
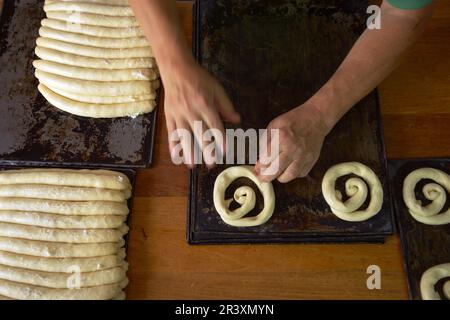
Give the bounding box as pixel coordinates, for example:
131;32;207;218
420;263;450;300
0;168;132;300
34;0;160;118
402;168;450;225
321;162;383;222
213;166;275;227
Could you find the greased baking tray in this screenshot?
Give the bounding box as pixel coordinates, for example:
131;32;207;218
188;0;394;244
389;159;450;300
0;0;159;168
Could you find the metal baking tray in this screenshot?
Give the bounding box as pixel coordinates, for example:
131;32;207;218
188;0;394;244
0;0;159;168
0;163;136;251
388;158;450;300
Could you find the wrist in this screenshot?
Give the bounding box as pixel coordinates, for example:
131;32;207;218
157;48;196;81
306;83;345;133
303;96;336;135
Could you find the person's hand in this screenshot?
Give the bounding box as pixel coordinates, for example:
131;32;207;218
255;102;331;183
163;61;241;167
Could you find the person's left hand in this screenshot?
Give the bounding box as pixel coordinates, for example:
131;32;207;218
255;102;331;183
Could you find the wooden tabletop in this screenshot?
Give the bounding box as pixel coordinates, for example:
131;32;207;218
0;0;447;300
126;1;450;300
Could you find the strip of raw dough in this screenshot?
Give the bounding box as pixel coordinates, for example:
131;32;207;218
41;18;144;38
0;211;126;229
47;84;156;104
39;84;156;118
46;11;139;28
0;264;126;289
46;0;129;6
35;46;155;69
44;2;134;16
0;236;124;258
403;168;450;225
0;168;131;190
420;263;450;300
34;59;157;82
0;278;128;300
321;162;383;222
213;166;275;227
0;197;128;216
39;26;148;49
0;222;128;243
113;291;126;300
0;184;130;201
36;37;154;58
36;70;159;96
0;249;127;273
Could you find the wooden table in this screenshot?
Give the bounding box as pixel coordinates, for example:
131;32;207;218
0;0;447;300
126;1;450;300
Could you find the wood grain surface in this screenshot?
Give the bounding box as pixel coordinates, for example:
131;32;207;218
1;0;449;300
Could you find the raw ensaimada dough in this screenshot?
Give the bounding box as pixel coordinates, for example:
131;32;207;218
0;168;132;300
420;263;450;300
34;1;160;118
321;162;383;222
213;166;275;227
402;168;450;225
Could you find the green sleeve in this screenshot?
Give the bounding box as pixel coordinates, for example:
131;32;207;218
387;0;433;9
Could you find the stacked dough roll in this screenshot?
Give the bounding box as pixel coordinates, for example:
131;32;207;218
0;168;132;300
34;0;160;118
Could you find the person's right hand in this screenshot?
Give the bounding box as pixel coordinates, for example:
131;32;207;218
163;60;241;167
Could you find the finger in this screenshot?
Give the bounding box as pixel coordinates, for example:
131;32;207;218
166;117;178;162
258;152;291;182
184;114;213;168
215;85;241;124
277;160;304;183
176;119;195;168
201;109;226;163
297;154;318;178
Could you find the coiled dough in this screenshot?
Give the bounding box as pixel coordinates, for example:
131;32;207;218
420;263;450;300
403;168;450;225
321;162;383;222
213;166;275;227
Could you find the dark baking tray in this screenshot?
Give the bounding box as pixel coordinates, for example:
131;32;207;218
0;163;136;251
188;0;394;244
388;159;450;300
0;0;158;168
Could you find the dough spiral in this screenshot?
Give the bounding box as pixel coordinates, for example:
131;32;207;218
402;168;450;225
213;166;275;227
420;263;450;300
321;162;383;222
